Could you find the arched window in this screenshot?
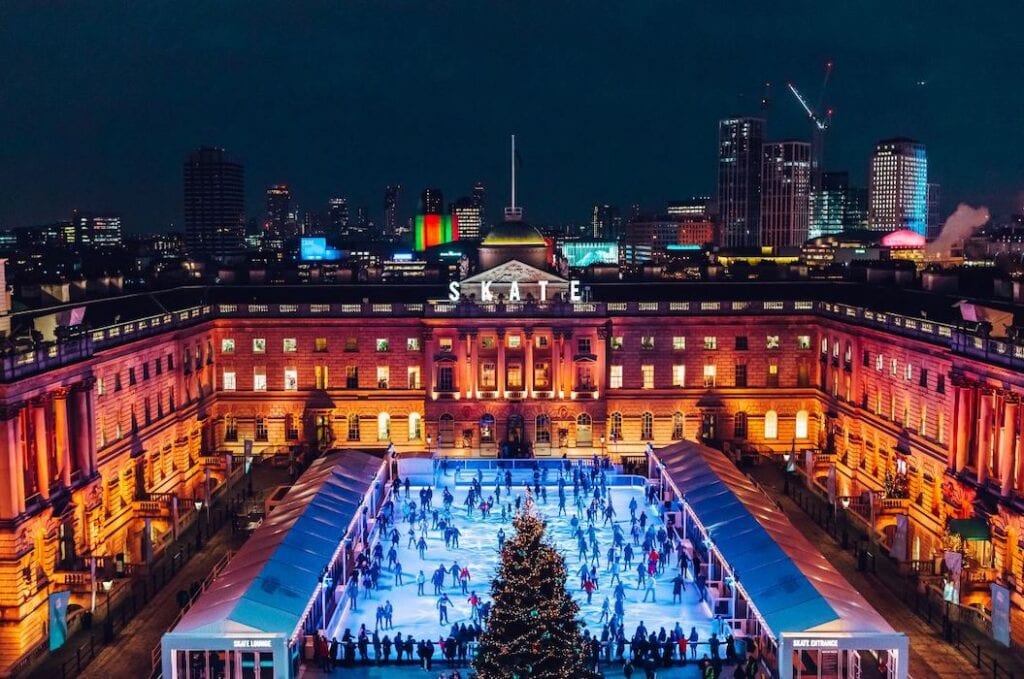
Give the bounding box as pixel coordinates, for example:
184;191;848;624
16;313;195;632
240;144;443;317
408;413;422;441
764;410;778;440
377;413;391;441
609;412;623;440
576;413;593;445
671;412;685;440
480;414;495;444
795;410;809;439
535;414;551;444
438;413;455;447
641;412;654;441
733;412;748;439
346;413;360;441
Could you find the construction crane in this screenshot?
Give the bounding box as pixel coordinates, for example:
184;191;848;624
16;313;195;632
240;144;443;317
787;61;834;190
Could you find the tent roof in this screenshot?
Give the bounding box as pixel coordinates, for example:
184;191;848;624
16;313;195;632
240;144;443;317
165;450;383;641
655;441;894;637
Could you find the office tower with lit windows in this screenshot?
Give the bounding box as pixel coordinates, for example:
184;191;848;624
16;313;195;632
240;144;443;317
420;188;443;215
868;138;927;235
591;204;621;239
451;196;483;240
384;185;402;237
328;197;349;235
808;172;850;239
183;146;245;260
759;141;811;248
68;210;123;248
927;182;942;239
471;181;486;224
717;117;765;248
265;184;293;239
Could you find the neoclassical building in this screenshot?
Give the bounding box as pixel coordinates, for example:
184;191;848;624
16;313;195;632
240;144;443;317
0;255;1022;671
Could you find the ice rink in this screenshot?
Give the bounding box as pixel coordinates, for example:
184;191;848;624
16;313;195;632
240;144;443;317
326;472;714;650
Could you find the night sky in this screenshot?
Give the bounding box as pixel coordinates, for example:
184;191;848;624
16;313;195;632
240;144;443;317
1;1;1022;232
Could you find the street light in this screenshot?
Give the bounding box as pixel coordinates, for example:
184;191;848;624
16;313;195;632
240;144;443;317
194;500;204;550
101;579;114;642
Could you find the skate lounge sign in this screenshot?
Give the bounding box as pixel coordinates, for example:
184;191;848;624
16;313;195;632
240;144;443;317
447;260;582;303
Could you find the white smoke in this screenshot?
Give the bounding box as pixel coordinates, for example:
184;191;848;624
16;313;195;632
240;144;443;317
926;203;990;258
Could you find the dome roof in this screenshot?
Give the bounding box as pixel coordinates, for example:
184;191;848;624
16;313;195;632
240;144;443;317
481;220;547;246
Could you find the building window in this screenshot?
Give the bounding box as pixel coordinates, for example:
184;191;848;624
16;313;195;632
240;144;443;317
610;366;623;389
407;366;421;390
919;368;929;388
767;364;779;388
508;362;525;390
535;414;551;443
797;335;811;350
345;337;358;352
347;414;360;441
407;337;421;352
766;335;780;350
936;375;945;394
672;336;686;351
764;410;778;440
438;413;455;447
439;337;454;352
114;374;122;391
480;336;496;350
142;363;150;380
610;336;623;350
222;370;236;391
534;362;551;390
795;410;809;439
641;365;654;389
735;364;747;388
671;412;685;440
97;377;105;396
377;366;390;389
480;362;496;390
437;366;454;391
345;365;359;389
862;350;870;367
167;352;174;370
252;338;266;353
225;416;238;442
479;414;495;444
408;413;422;440
920;404;928;437
155;359;162;376
672;365;686;387
609;412;623;440
704;336;717;350
890;358;898;376
255;417;268;441
938;411;946;444
576;337;591;354
735;336;748;351
535;335;549;349
376;338;390;352
508;334;523;349
574;365;592;391
377;413;391;441
734;412;748;439
905;364;913;381
703;364;716;387
314;337;328;352
128;368;137;385
221;338;235;354
640;412;654;440
284;368;298;391
280;338;295;353
314;365;329;390
576;413;593;445
285;414;299;440
876;354;884;371
640;336;655;350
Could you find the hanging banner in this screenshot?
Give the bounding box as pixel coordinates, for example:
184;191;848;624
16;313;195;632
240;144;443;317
49;590;71;651
991;583;1010;646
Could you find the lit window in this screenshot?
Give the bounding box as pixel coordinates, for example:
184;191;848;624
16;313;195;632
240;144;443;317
480;336;496;350
284;368;298;391
314;337;328;352
703;364;716;387
407;337;421;352
222;370;236;391
795;410;809;439
376;338;390;352
252;338;266;353
876;354;884;371
610;365;623;389
672;365;686;387
641;336;655;350
609;412;623;439
407;366;421;389
672;336;686;351
890;358;898;376
314;365;329;389
535;335;550;349
905;364;913;381
641;412;654;440
610;336;623;350
377;413;391;441
377;366;390;389
764;410;778;439
439;338;453;352
797;335;811;350
221;338;235;354
408;413;422;440
283;338;297;353
508;334;522;349
766;335;780;350
642;365;654;389
704;336;717;350
253;369;267;392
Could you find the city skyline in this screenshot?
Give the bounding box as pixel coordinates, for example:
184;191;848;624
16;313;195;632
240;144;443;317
1;2;1022;232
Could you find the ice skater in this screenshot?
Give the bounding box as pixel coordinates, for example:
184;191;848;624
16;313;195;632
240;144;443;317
437;593;452;624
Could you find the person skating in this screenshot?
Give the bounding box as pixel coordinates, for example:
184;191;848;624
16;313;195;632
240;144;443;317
496;527;505;550
381;634;392;664
689;627;699;659
417;569;426;595
417;535;428;559
643;573;657;602
437;593;453;624
671;573;685;603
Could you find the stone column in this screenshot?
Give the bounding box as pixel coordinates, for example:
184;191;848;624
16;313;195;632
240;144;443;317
977;391;993;485
31;396;51;500
469;331;479;397
595;324;609;396
52;388;72;487
0;403;25;518
73;379;96;478
456;330;469;396
955;385;973;472
524;328;534;396
496;328;506;396
551;330;561;397
999;398;1019;497
421;328;434;398
949;385;964;470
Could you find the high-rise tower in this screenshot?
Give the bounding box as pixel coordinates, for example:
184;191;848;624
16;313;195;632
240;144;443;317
183;147;245;260
759;141;811;248
868;138;927;235
717;117;765;248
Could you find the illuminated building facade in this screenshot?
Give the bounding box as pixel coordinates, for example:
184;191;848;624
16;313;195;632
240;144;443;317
451;197;483;241
760;141;811;249
717;117;765;248
808;172;850;240
1;257;1023;671
264;184;293;240
868;138;928;235
68;211;123;249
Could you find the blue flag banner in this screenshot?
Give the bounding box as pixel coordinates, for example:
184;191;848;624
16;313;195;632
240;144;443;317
49;590;71;651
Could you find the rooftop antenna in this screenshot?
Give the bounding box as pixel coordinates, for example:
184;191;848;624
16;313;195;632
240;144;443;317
505;134;523;221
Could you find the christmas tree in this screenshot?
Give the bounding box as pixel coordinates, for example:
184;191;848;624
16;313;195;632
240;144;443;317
474;501;600;679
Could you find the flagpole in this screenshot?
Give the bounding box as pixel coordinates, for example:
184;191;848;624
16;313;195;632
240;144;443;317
511;134;516;210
